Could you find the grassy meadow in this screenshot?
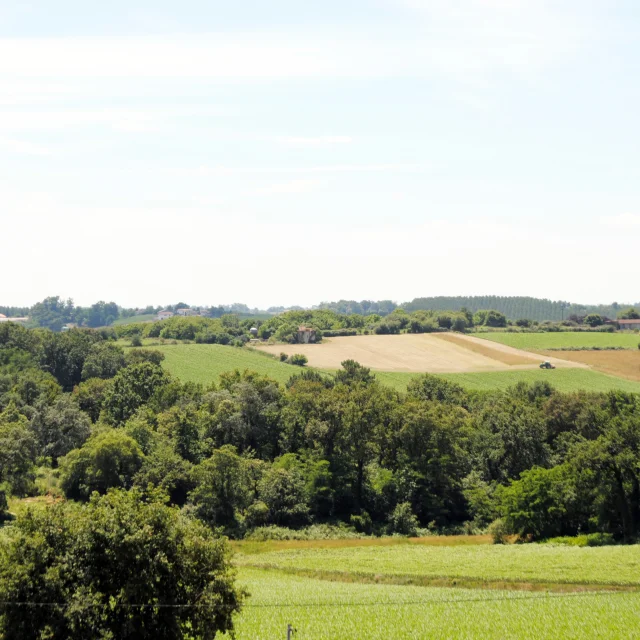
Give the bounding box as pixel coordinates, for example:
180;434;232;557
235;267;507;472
112;313;157;326
237;543;640;587
476;331;640;351
146;343;301;386
221;568;640;640
374;368;640;394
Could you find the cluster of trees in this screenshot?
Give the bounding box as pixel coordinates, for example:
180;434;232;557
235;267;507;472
3;321;640;635
252;308;508;343
11;297;277;332
0;306;30;318
14;296;640;336
318;300;398;315
398;297;640;323
27;297;122;330
114;314;253;345
618;307;640;320
0;488;242;638
2;322;640;544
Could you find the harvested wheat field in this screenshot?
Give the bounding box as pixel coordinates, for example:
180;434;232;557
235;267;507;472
257;333;584;374
539;349;640;382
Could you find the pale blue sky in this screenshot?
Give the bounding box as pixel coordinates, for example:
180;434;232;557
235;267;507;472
2;1;639;308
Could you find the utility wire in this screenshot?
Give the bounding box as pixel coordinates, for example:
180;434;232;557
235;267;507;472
0;590;636;609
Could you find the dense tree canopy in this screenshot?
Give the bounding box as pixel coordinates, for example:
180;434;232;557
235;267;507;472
0;489;244;639
2;319;640;634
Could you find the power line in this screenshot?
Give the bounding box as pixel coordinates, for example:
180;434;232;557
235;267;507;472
0;590;636;610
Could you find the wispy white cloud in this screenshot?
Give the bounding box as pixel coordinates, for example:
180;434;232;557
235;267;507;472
257;178;325;195
0;137;53;156
0;9;591;84
0;106;224;133
600;213;640;229
0;109;160;132
394;0;593;73
272;135;353;148
183;163;431;176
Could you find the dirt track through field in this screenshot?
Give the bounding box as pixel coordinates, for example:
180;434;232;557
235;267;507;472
257;333;585;374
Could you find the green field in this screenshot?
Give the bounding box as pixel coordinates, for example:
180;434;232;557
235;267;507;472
221;568;640;640
238;543;640;587
476;331;640;350
375;368;640;394
112;313;157;326
148;344;300;386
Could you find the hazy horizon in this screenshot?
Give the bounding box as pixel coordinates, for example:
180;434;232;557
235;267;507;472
2;293;638;312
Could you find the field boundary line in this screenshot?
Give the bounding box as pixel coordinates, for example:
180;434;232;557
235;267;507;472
241;565;640;593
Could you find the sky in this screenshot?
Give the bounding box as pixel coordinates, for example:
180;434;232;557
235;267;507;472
2;0;639;309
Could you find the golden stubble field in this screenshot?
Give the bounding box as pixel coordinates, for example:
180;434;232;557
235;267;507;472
539;349;640;382
256;333;585;374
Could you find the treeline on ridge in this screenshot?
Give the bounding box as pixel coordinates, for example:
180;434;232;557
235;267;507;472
321;296;640;323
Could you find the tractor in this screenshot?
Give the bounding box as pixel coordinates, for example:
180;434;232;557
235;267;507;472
539;361;556;370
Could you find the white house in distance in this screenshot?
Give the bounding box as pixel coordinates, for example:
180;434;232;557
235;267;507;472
156;310;174;321
619;318;640;330
176;308;197;317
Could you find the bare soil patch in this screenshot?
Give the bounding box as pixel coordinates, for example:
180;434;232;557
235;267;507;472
539;349;640;382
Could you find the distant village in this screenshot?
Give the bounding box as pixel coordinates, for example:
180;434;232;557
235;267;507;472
154;307;201;320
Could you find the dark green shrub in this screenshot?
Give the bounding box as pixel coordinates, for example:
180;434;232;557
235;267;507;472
351;510;373;534
488;518;509;544
388;502;419;536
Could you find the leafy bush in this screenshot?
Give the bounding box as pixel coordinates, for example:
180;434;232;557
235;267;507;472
388;502;419;537
59;429;145;500
488;518;509;544
543;533;616;547
321;329;358;338
245;524;363;541
350;511;373;534
130;334;143;347
497;465;584;541
0;489;243;639
287;354;308;366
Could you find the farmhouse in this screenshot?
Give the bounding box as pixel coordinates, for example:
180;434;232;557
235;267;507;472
176;308;197;317
619;319;640;330
297;326;317;344
156;310;174;320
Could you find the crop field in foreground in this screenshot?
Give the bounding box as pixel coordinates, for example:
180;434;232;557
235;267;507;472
237;543;640;587
146;344;299;386
476;331;640;350
222;568;640;640
375;368;640;394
